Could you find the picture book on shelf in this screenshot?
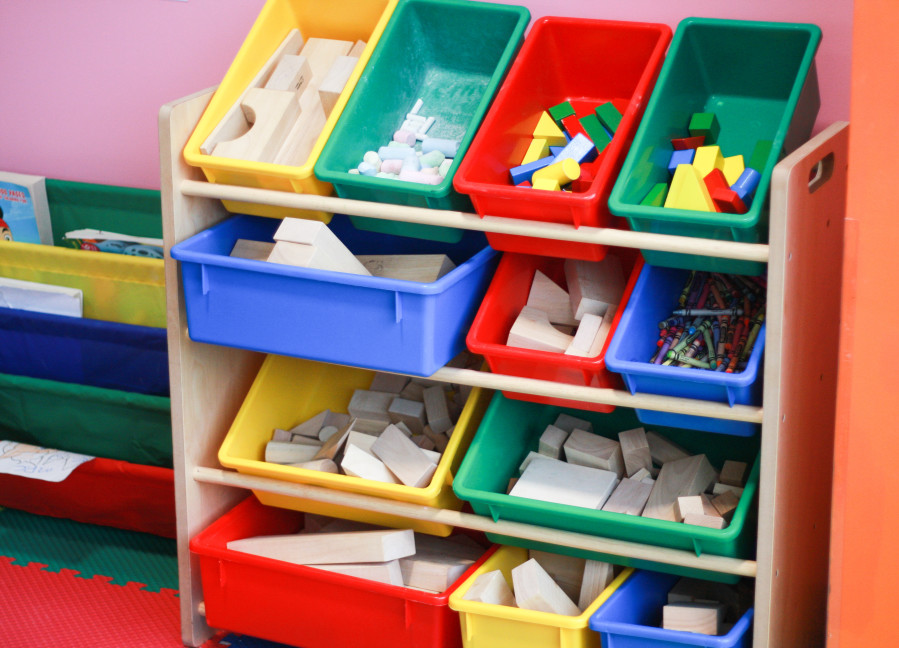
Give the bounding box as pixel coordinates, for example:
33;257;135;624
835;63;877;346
0;172;53;245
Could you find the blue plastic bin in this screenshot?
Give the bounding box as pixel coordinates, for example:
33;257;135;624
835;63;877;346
0;306;169;396
170;214;499;376
604;265;764;436
589;570;753;648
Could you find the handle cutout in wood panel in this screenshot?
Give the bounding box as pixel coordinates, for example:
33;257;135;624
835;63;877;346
808;152;834;193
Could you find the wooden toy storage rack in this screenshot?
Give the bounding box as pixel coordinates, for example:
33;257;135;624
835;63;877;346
161;87;846;648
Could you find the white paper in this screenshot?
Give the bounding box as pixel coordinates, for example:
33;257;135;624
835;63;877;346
0;440;94;482
0;276;83;317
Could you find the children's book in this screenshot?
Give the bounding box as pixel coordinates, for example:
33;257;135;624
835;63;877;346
0;172;53;245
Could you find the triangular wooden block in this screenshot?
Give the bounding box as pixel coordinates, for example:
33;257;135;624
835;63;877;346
533;111;568;146
527;270;577;327
664;164;716;212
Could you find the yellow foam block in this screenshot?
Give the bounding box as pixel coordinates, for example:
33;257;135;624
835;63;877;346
664;164;715;212
533;158;580;187
532;111;568;146
692;145;725;178
533;178;561;191
521;137;550;165
723;154;745;185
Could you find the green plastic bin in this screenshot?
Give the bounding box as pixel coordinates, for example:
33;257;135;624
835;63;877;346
608;18;821;275
0;372;172;468
315;0;529;242
452;392;759;583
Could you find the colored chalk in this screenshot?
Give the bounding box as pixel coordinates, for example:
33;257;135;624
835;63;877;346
554;132;597;165
420;149;445;169
578;113;612;152
641;182;668;207
533;111;568;146
688;112;720;144
378;145;414;160
438;158;452;177
595;102;622;134
410;98;423;114
357;161;378;176
673;307;743;317
667;149;695;175
548;101;576;128
399;169;442;185
363;150;381;167
671;135;705;150
380;158;403;174
421;138;459;158
402;153;421;173
509;155;556;185
393;130;416;146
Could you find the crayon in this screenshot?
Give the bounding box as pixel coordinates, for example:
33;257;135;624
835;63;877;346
672;308;743;317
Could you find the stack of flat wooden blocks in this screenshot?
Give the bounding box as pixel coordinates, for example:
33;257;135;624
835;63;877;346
463;550;618;616
507;414;746;529
661;577;751;636
228;515;484;592
202;30;365;166
506;254;625;357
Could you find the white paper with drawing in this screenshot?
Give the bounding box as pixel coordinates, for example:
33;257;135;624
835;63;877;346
0;440;94;482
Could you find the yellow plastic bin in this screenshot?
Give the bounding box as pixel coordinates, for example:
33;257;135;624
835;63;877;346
182;0;398;220
448;545;633;648
218;354;491;536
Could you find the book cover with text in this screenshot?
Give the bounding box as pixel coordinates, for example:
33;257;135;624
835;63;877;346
0;172;53;245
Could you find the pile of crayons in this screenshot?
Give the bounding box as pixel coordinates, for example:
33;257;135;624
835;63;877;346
650;271;766;372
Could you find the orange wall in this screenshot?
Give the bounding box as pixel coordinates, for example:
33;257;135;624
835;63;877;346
828;0;899;644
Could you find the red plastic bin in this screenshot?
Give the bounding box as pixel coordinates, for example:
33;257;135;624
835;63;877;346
466;247;642;413
190;497;495;648
453;17;671;261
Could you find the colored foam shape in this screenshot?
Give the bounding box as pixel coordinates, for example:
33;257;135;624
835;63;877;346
516;180;532;188
702;167;729;195
711;186;748;214
667;148;695;175
532;157;580;187
509;155;556;185
688;112;720;144
532;111;568;146
748;140;774;171
723;154;745;185
521;138;550;164
692;145;725;178
579;113;612;152
532;178;561;191
664;164;715;211
548;101;576;128
731;167;762;205
595;102;622;134
549;145;566;156
554;132;598;164
561;113;588;140
671;135;705;150
641;182;668;206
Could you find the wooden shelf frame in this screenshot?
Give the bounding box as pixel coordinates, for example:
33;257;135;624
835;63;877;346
161;87;845;648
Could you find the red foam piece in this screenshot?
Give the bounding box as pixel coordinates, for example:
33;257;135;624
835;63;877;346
711;186;749;214
671;135;705;150
0;556;181;647
560;114;588;140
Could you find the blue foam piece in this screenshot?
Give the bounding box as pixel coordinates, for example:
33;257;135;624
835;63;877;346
553;133;598;164
509;155;556;185
549;146;566;156
731;168;761;205
667;148;695;175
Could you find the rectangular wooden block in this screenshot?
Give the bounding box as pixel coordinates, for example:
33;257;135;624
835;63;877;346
553;413;593;434
600;478;653;516
230;238;275;260
371;424;437;487
642;455;717;522
663;602;725;635
564;311;614;357
340;443;399;484
293;458;338;473
423;385;453;434
675;495;706;522
226;528;415;565
299;37;353;79
356;254;456;283
388;397;426;434
712;482;745;498
683;513;727;529
511;558;581;616
563;429;625;478
527;550;585;602
318;55;358;116
563;254;625;321
462;570;516;606
618;427;652;477
264;54;313;93
510;457;619;510
578;560;615;610
719;460;748;487
538;424;570;459
507;305;573;353
271;218;371;276
399;536;480;592
645;431;690;466
271;91;327;166
265;441;320;465
369;372;410;394
527;270;578;327
348;389;395;422
310;559;404;586
712;490;740;519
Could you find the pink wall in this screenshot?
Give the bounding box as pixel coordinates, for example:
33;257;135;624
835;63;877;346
0;0;851;190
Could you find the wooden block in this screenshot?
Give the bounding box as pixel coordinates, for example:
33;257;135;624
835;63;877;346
675;495;706;522
416;533;483;562
719;460;748;487
230;238;275;260
462;570;516;606
683;513;727;529
298;37;353;79
312;420;352;461
618;427;652;477
346;430;378;455
553;413;593;434
519;450;563;474
340;443;400;483
413;433;436;452
318;55;358;116
264;54;312;93
511;559;581;616
645;431;690;466
564;255;625;321
201;29;304;154
293;458;338;473
265;441;320;464
506;477;518;493
667;578;724;605
388;397;426;434
712;482;744;498
507;305;573;353
564;311;614;357
527;270;577;327
421;424;449;453
371;424;438;487
348;40;367;58
227;528;415;565
290;410;336;438
700;493;720;517
318;425;340;442
563;429;625;478
538;424;570;459
399;381;426;402
578;560;615;610
369;372;410;394
350;417;390;435
271;218;371;276
664;164;716;212
289;434;326;447
711;490;740;519
630;467;654;483
423;385;453;434
310;560;404;586
271;428;293;442
356;254;456;282
399;535;481;592
528;550;585;602
600;478;653;516
642;455;717;522
213;87;302;163
510;457;619;510
663;602;725;635
272;91;327;166
348;389;395;422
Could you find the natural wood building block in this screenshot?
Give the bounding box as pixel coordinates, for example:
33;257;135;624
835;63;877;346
519;450;563;474
700;494;719;516
601;478;653;516
421;424;449;453
311;419;352;460
507;477;518;494
369;372;410;394
399;381;426;402
511;559;581;616
413;433;436;452
675;496;706;522
667;578;723;606
271;218;371;276
663;602;725;635
231;238;275;260
618;427;652;477
289;409;328;438
683;513;728;529
318;425;340;442
371;424;438;487
348;389;395;422
388;397;426;434
310;559;404;586
578;560;615;610
564;255;625;321
507;305;574;353
528;551;585;602
399;536;480;592
348;417;389;435
423;385;453;434
538;424;570;459
346;430;378;455
645;431;690;466
642;455;717;522
271;92;326;166
712;482;745;498
227;528;415;565
348;39;367;58
563;429;625;478
527;270;578;327
299;37;354;79
631;467;654;483
265;441;320;464
264;54;312;93
462;570;516;606
318;55;358;116
712;490;740;519
416;533;483;563
213;87;302;163
719;460;748;487
340;444;399;484
293;458;339;473
510;457;619;510
564;311;613;357
553;413;593;434
271;428;293;442
356;254;456;282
